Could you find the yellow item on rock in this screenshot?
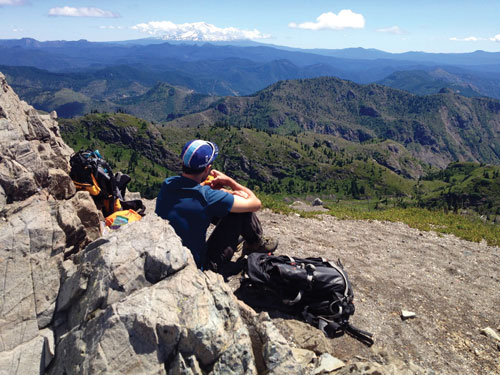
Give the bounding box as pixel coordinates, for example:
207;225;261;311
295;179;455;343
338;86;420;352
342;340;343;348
105;209;142;229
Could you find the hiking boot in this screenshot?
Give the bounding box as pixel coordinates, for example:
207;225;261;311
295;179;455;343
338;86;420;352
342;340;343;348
242;237;278;255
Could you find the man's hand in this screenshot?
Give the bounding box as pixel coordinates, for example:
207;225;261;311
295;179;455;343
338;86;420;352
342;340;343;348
208;169;233;190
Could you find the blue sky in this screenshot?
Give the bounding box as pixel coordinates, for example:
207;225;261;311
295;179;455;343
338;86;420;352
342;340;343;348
1;0;500;53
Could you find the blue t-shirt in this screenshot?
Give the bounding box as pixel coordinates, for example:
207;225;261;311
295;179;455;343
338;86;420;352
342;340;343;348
155;176;234;268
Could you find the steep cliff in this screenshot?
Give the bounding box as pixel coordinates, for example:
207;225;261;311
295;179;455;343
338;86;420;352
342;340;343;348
0;72;102;374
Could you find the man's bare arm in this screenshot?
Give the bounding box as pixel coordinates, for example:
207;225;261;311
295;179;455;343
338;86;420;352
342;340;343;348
209;169;261;213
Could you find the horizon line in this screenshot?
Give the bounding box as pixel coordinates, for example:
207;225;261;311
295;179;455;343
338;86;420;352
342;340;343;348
2;36;500;55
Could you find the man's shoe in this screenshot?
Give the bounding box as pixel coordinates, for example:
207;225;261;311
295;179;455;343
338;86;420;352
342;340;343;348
243;237;278;255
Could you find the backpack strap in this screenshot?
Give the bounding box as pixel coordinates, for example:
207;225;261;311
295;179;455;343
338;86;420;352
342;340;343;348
120;199;146;216
345;323;374;347
303;309;374;346
283;290;303;305
325;259;350;300
303;310;344;337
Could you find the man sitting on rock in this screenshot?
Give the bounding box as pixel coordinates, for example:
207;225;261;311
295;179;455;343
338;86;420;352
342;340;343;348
155;139;278;272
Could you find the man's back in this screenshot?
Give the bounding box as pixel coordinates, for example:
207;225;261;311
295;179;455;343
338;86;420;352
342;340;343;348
155;175;233;267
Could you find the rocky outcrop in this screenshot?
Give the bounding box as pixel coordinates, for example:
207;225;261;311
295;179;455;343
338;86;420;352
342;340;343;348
59;114;180;172
0;73;75;203
0;72;101;375
49;214;258;374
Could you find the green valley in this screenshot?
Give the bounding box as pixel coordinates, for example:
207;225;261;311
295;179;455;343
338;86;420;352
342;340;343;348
59;111;500;224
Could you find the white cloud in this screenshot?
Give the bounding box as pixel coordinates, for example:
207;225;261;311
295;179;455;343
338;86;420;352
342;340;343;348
131;21;270;41
0;0;27;5
100;25;124;30
450;36;486;42
376;26;406;35
12;27;23;32
48;7;120;18
288;10;365;31
450;34;500;42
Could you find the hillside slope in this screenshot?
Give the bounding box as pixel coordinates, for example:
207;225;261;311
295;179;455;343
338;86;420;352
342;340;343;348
378;67;500;99
60;112;426;200
167;77;500;168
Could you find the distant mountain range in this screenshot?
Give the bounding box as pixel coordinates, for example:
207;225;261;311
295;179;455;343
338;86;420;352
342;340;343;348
3;37;500;66
5;37;491;214
378;67;500;99
2;37;500;105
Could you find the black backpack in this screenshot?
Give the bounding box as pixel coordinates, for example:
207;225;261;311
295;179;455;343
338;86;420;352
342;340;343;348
245;253;374;346
69;150;145;217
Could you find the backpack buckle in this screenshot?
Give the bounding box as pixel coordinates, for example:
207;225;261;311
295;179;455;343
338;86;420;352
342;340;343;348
305;264;316;272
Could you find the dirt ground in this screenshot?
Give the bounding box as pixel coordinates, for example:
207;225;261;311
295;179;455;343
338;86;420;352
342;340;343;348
244;208;500;374
145;199;500;374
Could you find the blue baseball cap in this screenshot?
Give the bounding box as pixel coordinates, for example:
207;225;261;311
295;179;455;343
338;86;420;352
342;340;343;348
180;140;219;169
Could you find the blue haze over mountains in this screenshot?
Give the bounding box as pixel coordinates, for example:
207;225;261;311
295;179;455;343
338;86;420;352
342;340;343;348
1;38;500;95
1;38;500;120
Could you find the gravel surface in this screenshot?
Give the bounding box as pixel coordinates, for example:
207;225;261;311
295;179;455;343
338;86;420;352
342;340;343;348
252;208;500;375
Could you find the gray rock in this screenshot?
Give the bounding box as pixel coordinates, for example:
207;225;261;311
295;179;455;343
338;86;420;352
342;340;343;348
401;310;416;320
56;260;91;313
313;353;345;374
49;214;256;374
481;327;500;342
56;191;101;255
0;197;64;353
255;313;305;375
61;214;189;329
125;188;142;201
289;200;328;212
0;248;40;352
0;334;48;375
0;184;6;208
170;352;202;375
274;318;332;355
40;327;55;369
336;359;429;375
291;348;316;367
0;72;73;203
312;198;324;206
48;167;75;199
32;254;63;329
335;347;432;375
0;74;103;374
0;190;101;362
